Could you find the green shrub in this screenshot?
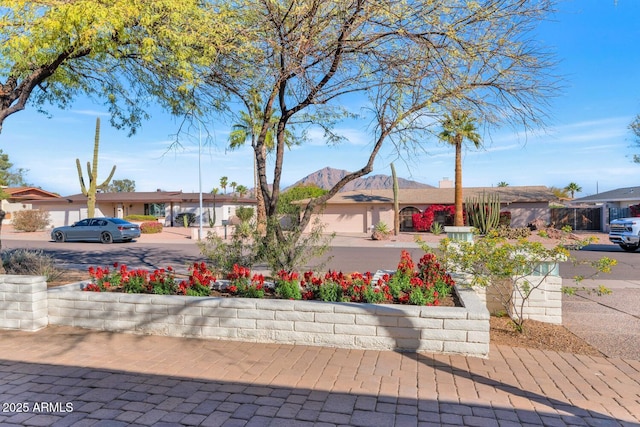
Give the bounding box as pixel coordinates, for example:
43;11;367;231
11;209;50;232
2;249;64;282
374;221;390;234
429;221;443;235
235;206;254;223
175;212;196;227
140;221;163;234
124;214;156;222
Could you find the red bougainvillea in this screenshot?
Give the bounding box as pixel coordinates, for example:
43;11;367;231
412;205;457;231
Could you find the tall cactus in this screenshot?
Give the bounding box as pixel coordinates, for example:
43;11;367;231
465;191;500;235
391;162;399;235
76;118;116;218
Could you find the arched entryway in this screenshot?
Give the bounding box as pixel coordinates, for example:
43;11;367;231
399;206;420;231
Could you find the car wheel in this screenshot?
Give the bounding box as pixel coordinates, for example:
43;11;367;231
619;244;639;252
100;232;113;244
53;231;65;243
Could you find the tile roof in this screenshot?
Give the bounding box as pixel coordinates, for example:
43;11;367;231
3;187;60;200
31;191;256;204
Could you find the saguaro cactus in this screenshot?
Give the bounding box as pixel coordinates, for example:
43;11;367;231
76;118;116;218
465;191;500;235
391;162;399;235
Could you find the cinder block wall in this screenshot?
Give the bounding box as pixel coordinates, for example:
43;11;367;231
1;276;491;357
513;275;562;324
46;283;490;357
0;275;47;331
470;275;562;324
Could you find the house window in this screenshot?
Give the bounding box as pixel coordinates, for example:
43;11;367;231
144;203;166;218
399;207;420;231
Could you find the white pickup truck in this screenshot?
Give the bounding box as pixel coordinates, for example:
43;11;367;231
609;217;640;252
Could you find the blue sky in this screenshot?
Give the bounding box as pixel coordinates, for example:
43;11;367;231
1;0;639;198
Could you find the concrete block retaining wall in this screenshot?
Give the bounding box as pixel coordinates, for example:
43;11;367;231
469;274;563;325
0;275;48;331
0;278;492;357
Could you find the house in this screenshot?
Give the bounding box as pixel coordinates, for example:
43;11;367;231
30;191;257;228
570;186;640;231
302;186;556;233
0;187;61;224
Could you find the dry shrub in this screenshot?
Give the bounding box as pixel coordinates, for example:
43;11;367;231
11;209;50;232
2;249;64;282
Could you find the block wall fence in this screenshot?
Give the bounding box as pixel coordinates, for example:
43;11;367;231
0;272;563;358
1;277;491;358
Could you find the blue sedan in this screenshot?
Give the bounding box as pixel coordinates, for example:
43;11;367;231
51;218;141;244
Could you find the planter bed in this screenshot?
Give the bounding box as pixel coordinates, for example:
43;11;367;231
46;280;490;357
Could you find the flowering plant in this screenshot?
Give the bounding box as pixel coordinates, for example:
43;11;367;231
178;262;215;296
274;270;302;300
412;205;458;231
226;264;265;298
86;263;178;294
83;252;455;306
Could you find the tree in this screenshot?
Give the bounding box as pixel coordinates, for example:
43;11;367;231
227;91;296;232
497;182;509;187
631;115;640;163
564;182;582;199
235;185;248;198
438;111;482;226
76;118;116;218
0;1;240;134
219;177;228;195
276;184;328;226
230;181;237;195
107;179;135;193
0;149;29;186
434;236;615;333
199;0;557;271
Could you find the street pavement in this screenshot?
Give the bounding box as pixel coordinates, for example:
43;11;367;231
0;228;639;425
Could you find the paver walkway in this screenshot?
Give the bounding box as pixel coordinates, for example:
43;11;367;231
0;326;638;426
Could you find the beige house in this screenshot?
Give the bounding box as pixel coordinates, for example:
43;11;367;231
0;187;61;224
303;186;556;233
31;191;257;228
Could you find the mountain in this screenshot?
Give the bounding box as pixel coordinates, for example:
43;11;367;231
290;167;433;192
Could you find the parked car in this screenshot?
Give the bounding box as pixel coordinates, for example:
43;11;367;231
51;218;141;244
609;217;640;252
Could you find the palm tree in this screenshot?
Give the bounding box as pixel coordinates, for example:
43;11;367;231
219;176;228;195
235;184;248;198
230;181;237;195
438;111;482;226
564;182;582;199
228;91;296;232
497;181;509;187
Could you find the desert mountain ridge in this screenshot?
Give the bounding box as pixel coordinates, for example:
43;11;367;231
289;167;434;192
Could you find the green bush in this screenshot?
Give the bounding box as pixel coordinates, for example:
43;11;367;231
140;221;163;234
11;209;50;232
235;206;254;223
124;214;156;222
175;212;196;227
2;249;64;283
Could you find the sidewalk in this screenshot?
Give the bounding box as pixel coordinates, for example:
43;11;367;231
0;326;638;426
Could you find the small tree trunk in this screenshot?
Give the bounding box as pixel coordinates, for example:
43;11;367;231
0;210;6;274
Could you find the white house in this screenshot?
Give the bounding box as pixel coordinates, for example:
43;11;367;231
30;191;257;228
